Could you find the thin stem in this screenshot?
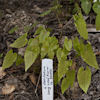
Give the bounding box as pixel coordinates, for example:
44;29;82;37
59;17;74;41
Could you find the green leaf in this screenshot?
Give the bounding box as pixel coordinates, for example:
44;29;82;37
49;37;57;44
24;47;38;71
41;40;49;59
62;46;69;55
93;2;100;14
75;3;81;12
78;66;91;93
40;9;51;17
51;5;62;10
64;37;72;51
2;50;17;69
73;37;81;55
0;53;3;58
16;55;24;66
56;48;63;62
81;44;99;69
47;28;52;32
66;70;75;87
54;70;59;86
28;36;39;48
58;55;72;81
96;11;100;30
0;12;2;15
34;26;44;35
49;40;59;51
48;50;54;59
39;29;50;43
58;55;67;81
10;33;28;48
79;39;85;53
81;0;92;15
61;78;70;94
9;26;19;34
73;13;88;39
24;22;38;32
72;8;77;14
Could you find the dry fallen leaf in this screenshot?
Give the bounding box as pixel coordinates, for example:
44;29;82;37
2;84;15;95
29;73;36;85
70;61;76;70
58;24;63;28
95;52;100;56
0;67;6;79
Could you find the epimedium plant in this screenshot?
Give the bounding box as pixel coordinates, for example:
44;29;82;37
2;0;100;95
80;0;100;30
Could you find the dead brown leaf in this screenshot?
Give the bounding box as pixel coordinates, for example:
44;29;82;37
70;61;76;70
0;67;6;79
2;84;15;95
29;73;36;85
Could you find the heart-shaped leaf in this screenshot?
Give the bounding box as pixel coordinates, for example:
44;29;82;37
81;44;99;69
66;69;75;87
39;29;50;43
58;55;72;81
24;46;38;71
92;2;100;14
58;55;67;81
81;0;92;15
73;13;88;39
48;50;54;59
3;50;17;69
28;36;39;48
41;40;49;59
95;11;100;30
10;33;28;48
64;37;72;51
49;39;59;51
61;78;70;94
78;66;91;93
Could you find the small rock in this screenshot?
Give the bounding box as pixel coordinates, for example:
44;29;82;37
97;85;100;91
89;91;94;95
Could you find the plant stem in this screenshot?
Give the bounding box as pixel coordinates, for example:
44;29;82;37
59;17;74;41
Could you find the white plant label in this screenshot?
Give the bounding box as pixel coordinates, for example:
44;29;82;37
42;59;53;100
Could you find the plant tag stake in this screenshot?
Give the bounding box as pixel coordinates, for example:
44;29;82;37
42;59;53;100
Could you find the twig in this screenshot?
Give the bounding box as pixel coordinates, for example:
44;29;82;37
59;17;74;41
35;71;41;95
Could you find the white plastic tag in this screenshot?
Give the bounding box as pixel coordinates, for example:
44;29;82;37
42;59;53;100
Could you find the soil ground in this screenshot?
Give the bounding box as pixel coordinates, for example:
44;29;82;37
0;0;100;100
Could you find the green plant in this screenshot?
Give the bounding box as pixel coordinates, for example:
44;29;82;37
0;53;3;58
80;0;100;30
0;12;2;15
2;0;100;95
